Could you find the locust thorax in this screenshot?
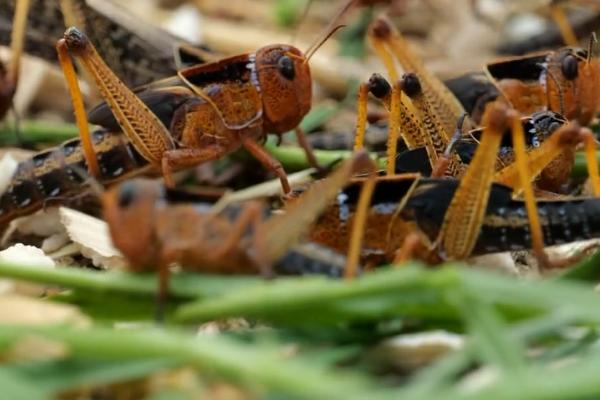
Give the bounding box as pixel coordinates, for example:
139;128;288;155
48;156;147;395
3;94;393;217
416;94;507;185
102;179;163;271
256;45;312;134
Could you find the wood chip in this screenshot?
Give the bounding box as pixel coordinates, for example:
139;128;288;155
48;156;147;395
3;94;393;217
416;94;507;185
58;207;126;269
369;330;464;371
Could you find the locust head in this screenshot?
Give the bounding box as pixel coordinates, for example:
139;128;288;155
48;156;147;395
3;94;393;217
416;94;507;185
103;179;163;271
255;45;312;134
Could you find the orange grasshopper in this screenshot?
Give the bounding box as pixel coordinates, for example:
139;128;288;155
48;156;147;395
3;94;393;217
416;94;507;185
311;100;600;273
349;15;596;195
56;25;332;195
311;14;600;269
485;39;600;126
101;151;374;314
0;4;349;229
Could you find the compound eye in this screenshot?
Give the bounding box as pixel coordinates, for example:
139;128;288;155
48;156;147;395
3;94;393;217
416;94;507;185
277;55;295;80
561;54;578;80
117;182;136;208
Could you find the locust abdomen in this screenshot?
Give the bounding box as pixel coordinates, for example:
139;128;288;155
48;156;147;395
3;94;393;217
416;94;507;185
473;198;600;255
0;129;150;227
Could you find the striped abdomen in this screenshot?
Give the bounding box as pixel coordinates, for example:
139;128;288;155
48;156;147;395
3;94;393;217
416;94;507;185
316;178;600;260
0;129;151;227
404;179;600;255
473;198;600;255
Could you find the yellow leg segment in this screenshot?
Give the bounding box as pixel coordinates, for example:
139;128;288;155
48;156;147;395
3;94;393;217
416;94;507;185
510;113;549;267
344;173;376;280
437;102;509;259
494;122;581;194
56;40;101;178
7;0;30;84
581;128;600;196
61;28;174;166
369;16;469;136
386;81;402;175
550;5;578;47
354;82;369;151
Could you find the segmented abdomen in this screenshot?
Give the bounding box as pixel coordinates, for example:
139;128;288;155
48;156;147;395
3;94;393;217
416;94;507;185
473;198;600;255
0;129;151;227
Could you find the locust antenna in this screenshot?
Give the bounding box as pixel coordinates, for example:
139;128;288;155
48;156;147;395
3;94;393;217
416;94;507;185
587;32;597;63
304;0;358;59
304;24;347;63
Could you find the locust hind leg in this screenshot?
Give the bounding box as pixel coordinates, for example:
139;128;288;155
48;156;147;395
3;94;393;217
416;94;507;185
494;121;583;195
393;232;432;265
508;111;551;268
437;101;510;260
368;16;471;136
499;113;600;269
400;72;465;177
353;73;429;173
59;27;175;172
353;81;370;151
56;39;101;178
344;172;377;279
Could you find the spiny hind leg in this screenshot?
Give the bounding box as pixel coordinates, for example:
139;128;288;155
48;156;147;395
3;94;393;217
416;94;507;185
367;16;470;135
494;121;588;194
437;101;510;260
354;74;395;152
59;27;175;168
353;73;428;173
344;173;377;280
353;81;370;151
505;113;600;269
508;110;551;268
